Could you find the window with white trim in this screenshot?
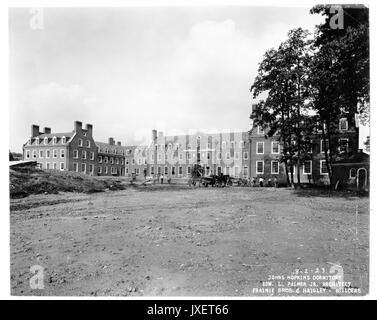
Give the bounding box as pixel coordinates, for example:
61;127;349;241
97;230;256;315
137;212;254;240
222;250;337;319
32;150;37;158
321;139;329;153
46;150;51;158
82;150;87;159
39;150;43;158
303;160;312;175
46;162;50;169
271;141;279;154
271;160;279;174
44;137;48;145
257;126;264;135
53;149;58;158
26;150;30;159
234;152;239;160
86;140;91;148
256;161;264;174
78;139;83;147
60;149;65;158
62;136;66;144
243;152;249;160
339;138;349;153
81;163;86;173
60;162;64;170
243;165;249;177
349;168;356;179
339;118;348;131
320;160;328;175
256;142;264;154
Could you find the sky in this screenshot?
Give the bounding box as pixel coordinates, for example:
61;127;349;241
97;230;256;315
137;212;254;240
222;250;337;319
8;6;368;152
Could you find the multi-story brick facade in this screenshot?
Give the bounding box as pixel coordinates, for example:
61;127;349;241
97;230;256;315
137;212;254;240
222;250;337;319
23;117;359;184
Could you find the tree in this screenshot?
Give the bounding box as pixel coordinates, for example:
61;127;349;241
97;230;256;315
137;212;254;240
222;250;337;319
250;28;314;188
309;5;369;186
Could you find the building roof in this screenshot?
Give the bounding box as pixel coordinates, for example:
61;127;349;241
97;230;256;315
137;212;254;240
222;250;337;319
95;141;128;155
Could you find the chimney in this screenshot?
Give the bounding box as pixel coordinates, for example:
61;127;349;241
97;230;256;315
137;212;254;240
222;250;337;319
31;125;40;137
152;129;157;142
117;141;121;146
43;127;51;134
86;123;93;137
74;121;82;132
108;137;115;146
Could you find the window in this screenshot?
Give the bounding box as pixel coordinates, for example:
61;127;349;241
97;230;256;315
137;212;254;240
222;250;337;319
179;166;182;175
256;142;264;154
235;152;239;160
98;155;102;163
26;150;30;159
187;166;192;175
35;138;40;145
257;126;264;135
271;141;279;154
46;163;50;169
179;153;183;160
46;150;51;158
243;152;249;160
73;150;78;159
97;166;102;174
271;161;279;174
86;140;90;148
150;166;154;175
53;162;57;170
243;165;249;177
81;163;86;173
104;166;108;174
339;118;348;131
187;144;192;150
104;156;109;163
125;158;129;165
32;150;37;158
226;152;230;160
62;136;66;144
217;152;222;160
187;153;191;160
110;157;114;164
126;167;129;174
158;154;162;161
164;166;168;175
320;160;328;175
303;161;312;175
60;149;65;158
256;161;264;174
171;166;176;175
78;139;83;147
88;164;93;175
73;162;78;172
39;150;43;158
138;159;142;165
136;168;140;175
53;150;58;158
349;168;356;179
320;139;329;153
222;141;227;149
231;141;234;149
207;153;211;160
339;139;349;153
52;137;57;145
115;158;119;165
235;166;239;177
132;159;135;165
60;162;64;170
82;150;87;159
151;154;154;161
44;137;48;145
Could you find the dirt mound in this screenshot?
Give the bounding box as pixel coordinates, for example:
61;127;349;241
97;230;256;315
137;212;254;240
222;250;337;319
9;166;126;198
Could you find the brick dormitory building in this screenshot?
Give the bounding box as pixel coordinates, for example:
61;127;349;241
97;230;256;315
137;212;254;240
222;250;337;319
22;115;360;184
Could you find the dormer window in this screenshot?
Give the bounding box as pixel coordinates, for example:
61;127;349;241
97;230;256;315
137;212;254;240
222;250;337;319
44;137;48;145
35;138;40;145
27;138;31;145
257;126;264;135
339;118;348;131
62;136;66;144
52;137;57;145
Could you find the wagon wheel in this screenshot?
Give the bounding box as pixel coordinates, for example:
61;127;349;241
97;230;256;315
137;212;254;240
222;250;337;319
227;179;233;187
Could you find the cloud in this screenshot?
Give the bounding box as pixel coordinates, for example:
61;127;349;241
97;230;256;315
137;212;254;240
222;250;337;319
27;82;97;122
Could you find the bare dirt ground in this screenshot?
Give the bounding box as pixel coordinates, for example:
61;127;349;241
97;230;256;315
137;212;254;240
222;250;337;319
10;186;369;296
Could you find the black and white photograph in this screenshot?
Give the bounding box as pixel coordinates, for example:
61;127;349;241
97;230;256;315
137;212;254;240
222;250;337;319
5;1;372;301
